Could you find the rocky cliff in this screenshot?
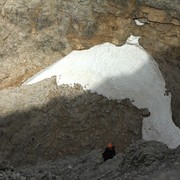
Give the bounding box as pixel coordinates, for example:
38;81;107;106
0;1;180;179
1;140;180;180
0;0;179;127
0;78;146;166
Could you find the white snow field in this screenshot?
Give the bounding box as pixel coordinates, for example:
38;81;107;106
24;35;180;148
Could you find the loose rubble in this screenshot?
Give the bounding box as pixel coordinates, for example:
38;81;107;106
0;78;144;166
0;140;180;180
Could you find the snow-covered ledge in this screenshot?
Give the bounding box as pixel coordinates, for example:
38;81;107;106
23;35;180;148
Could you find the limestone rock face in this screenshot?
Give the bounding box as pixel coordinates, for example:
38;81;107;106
0;78;143;166
0;1;180;124
0;140;180;180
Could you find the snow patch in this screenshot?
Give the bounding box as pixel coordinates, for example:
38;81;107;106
134;19;145;26
23;35;180;148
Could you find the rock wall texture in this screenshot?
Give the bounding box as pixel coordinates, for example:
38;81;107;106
0;78;145;166
0;0;179;126
0;140;180;180
0;1;180;179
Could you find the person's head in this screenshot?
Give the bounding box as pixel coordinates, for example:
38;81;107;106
107;143;113;149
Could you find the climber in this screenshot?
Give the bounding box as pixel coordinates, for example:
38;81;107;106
102;143;116;161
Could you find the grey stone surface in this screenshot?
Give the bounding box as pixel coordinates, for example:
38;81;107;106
0;0;179;128
0;141;180;180
138;0;180;18
0;1;180;179
0;78;143;166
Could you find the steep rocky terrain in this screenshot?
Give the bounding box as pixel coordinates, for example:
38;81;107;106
0;0;180;179
0;77;146;166
0;140;180;180
0;0;179;127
